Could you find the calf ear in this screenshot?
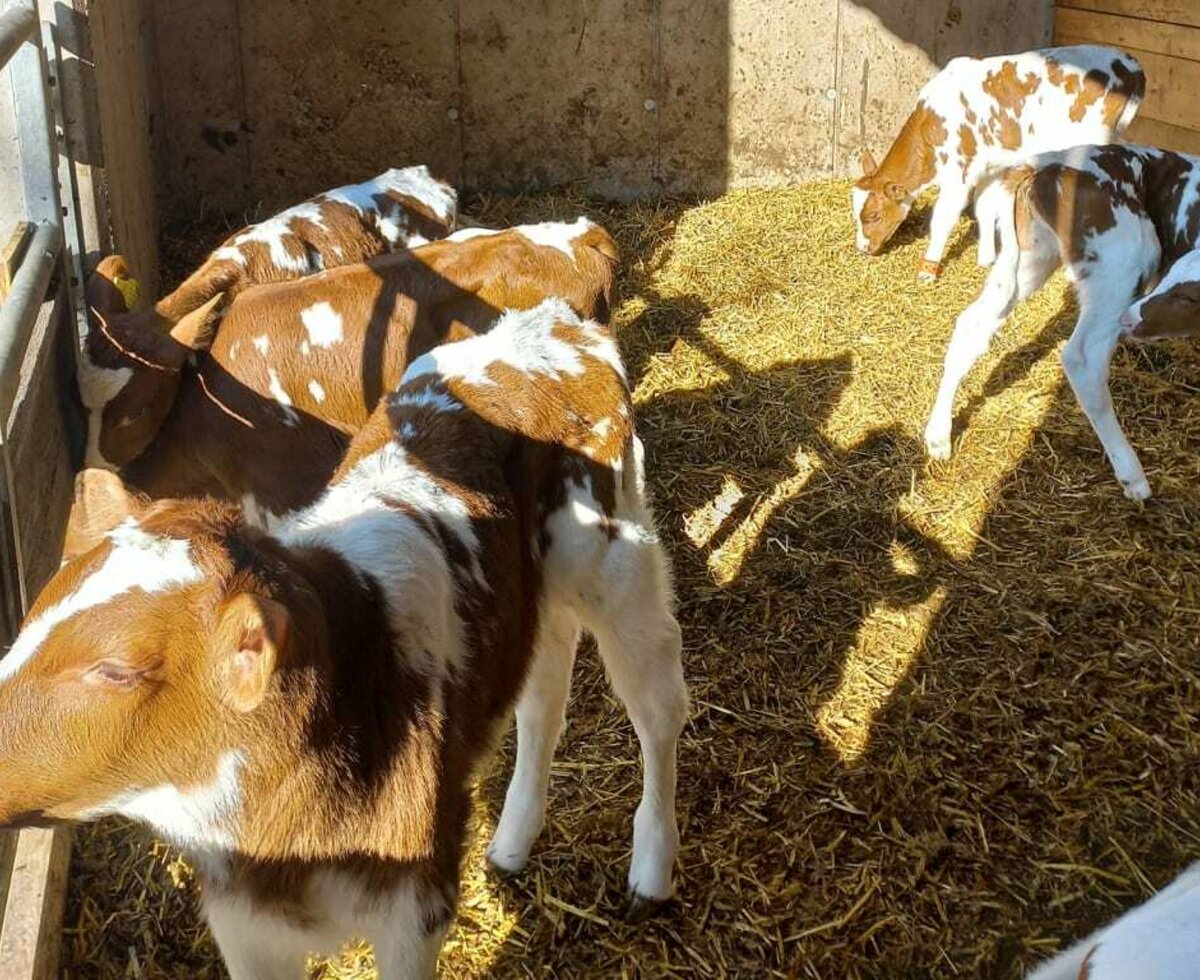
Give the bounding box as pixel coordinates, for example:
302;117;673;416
168;293;227;355
86;255;137;315
214;593;290;713
859;150;878;177
64;469;145;560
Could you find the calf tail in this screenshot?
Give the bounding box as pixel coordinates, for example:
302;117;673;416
1114;54;1147;137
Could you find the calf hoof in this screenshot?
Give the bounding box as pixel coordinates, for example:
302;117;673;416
1121;476;1152;502
624;890;673;923
916;259;943;283
485;844;530;879
924;430;953;461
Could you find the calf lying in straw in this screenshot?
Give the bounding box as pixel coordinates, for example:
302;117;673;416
80;219;618;522
1028;862;1200;979
0;298;688;978
853;45;1143;281
923;143;1200;499
87;165;457;329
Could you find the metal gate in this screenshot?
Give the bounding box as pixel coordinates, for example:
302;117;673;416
0;0;92;975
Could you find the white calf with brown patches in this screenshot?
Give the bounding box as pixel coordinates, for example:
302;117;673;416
1027;862;1200;980
0;299;688;978
854;45;1143;281
82;218;619;520
924;143;1200;499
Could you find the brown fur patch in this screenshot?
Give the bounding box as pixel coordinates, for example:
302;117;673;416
981;60;1041;116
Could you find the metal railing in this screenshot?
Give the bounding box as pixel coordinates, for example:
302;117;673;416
0;2;86;974
0;0;76;623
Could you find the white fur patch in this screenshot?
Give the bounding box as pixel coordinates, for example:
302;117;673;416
850;186;870;252
281;442;476;673
300;301;344;349
444;217;593;258
404;297;622;388
253;335;271;355
0;521;202;681
267;368;300;426
308;379;326;403
326;165;457;225
77;344;134;470
83;751;244;851
213;201;327;274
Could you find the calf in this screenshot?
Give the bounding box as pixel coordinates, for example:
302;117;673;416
0;299;688;978
81;218;619;521
1027;862;1200;979
853;45;1143;281
1120;247;1200;340
87;165;457;331
922;143;1200;499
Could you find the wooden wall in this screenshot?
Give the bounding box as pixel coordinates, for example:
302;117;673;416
1055;1;1200;154
84;0;1053;230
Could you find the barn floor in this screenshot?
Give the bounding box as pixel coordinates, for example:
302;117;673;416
62;182;1200;979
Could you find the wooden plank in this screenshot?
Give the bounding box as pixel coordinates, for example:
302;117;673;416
1058;35;1200;134
1056;0;1200;30
0;223;32;300
89;0;160;299
1127;115;1200;155
0;829;71;980
1056;7;1200;62
0;831;16;922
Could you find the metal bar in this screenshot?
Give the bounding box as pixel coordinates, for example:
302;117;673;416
0;2;34;72
41;19;88;346
9;2;57;227
0;221;60;427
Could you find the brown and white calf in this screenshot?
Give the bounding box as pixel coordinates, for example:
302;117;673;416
923;143;1200;500
87;164;457;328
81;218;619;521
1027;862;1200;979
1120;247;1200;340
853;45;1143;281
0;298;689;978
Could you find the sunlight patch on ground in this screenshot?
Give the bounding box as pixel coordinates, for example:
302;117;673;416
816;586;949;762
706;448;820;586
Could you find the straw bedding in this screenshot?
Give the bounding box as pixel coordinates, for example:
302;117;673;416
61;181;1200;978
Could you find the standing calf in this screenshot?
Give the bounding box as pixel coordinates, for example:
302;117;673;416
853;46;1143;281
1027;862;1200;979
923;143;1200;500
80;219;618;521
0;299;688;978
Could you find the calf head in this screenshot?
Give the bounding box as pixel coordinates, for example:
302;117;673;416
81;256;226;469
853;151;913;255
0;470;295;842
1122;250;1200;341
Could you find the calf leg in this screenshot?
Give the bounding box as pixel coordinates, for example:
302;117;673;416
372;918;445;980
1061;229;1160;500
1062;310;1150;500
578;545;688;909
925;216;1058;458
919;184;971;282
205;899;310;980
488;604;581;874
973;178;1007;268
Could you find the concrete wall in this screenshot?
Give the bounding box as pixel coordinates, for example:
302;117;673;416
92;0;1052;231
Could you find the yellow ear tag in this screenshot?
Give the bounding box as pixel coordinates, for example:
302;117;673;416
112;275;140;310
